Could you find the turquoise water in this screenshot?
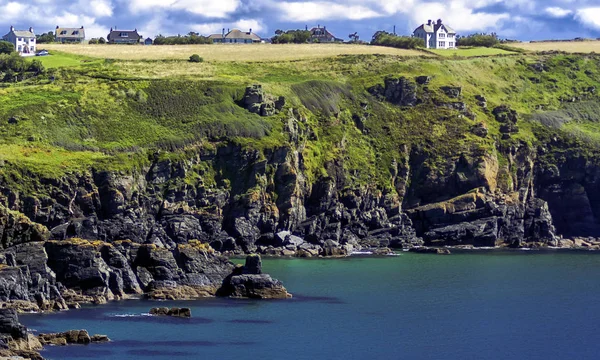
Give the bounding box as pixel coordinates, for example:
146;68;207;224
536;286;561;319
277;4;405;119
20;252;600;360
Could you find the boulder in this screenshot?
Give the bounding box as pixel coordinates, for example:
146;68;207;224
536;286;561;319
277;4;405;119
38;329;110;346
368;77;417;107
440;86;462;98
0;309;27;340
217;255;291;299
409;247;452;255
241;85;285;117
149;307;191;318
415;75;431;85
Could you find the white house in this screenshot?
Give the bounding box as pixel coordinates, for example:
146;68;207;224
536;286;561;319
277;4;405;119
2;26;36;55
413;19;456;49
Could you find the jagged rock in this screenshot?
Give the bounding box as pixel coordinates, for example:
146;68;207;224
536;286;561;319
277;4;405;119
369;77;417;107
493;105;518;124
475;95;487;108
149;307;191;317
38;329;109;346
241;85;285;117
0;309;27;340
217;255;291;299
440;86;462;98
471;123;489;137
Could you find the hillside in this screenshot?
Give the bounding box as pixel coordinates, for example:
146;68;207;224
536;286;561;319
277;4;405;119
2;46;600;257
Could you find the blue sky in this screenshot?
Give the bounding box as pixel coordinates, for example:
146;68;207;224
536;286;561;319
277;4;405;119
2;0;600;42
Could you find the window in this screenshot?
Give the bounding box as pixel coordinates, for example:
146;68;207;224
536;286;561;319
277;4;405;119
449;42;454;47
439;33;445;38
119;32;128;37
438;41;445;47
18;38;22;41
30;46;34;51
73;31;79;35
60;30;67;35
30;38;35;42
448;34;454;38
17;45;22;51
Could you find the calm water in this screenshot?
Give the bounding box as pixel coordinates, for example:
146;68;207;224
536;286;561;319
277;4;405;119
20;251;600;360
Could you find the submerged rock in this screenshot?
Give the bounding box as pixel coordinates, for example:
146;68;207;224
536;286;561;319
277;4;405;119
409;247;452;255
38;329;110;346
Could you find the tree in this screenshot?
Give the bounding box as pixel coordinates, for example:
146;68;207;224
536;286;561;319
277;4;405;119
189;54;203;63
36;31;55;44
456;33;499;47
0;41;14;55
271;30;311;44
371;31;424;49
349;32;360;43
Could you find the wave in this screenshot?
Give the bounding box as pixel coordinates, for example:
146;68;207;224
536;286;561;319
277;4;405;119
111;313;153;318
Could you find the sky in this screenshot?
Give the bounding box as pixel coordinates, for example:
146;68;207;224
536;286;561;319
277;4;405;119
2;0;600;42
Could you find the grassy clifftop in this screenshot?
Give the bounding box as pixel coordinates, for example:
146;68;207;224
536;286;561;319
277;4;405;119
2;46;600;192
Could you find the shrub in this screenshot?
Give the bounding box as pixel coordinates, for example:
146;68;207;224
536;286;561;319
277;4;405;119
189;54;203;63
371;31;424;49
271;30;312;44
457;34;499;47
154;34;212;45
0;41;14;55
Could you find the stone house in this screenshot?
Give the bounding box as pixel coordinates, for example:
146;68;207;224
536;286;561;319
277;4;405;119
209;29;261;43
2;26;36;55
308;25;342;43
107;28;142;44
413;19;456;49
55;26;85;43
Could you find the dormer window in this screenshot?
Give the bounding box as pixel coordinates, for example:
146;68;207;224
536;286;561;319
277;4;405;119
60;30;67;35
73;31;79;35
120;32;128;37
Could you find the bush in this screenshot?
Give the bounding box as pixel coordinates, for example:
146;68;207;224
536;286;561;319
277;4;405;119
154;34;212;45
0;41;15;55
271;30;312;44
189;54;203;63
371;31;424;49
457;34;499;48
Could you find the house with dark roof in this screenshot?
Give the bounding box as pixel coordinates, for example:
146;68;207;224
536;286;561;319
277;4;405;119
2;26;36;55
107;28;142;44
209;29;261;44
308;25;342;43
144;37;153;46
413;19;456;49
55;26;85;43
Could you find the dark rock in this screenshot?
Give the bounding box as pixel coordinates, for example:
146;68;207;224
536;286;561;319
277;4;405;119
0;309;27;340
7;117;18;124
475;95;487;108
471;123;488;137
241;85;285;117
38;329;108;346
440;86;462;98
149;307;191;318
492;105;518;124
415;76;431;85
369;77;417;107
217;255;291;299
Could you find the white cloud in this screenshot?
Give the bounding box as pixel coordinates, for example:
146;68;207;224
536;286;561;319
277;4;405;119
88;0;113;17
274;1;382;21
545;6;572;18
128;0;240;18
190;19;266;36
576;7;600;29
410;1;509;32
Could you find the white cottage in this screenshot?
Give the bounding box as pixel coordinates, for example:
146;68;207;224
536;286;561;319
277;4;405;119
2;26;36;55
413;19;456;49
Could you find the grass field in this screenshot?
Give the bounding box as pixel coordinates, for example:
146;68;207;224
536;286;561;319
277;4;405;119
427;47;516;57
512;41;600;53
43;44;429;62
35;52;102;68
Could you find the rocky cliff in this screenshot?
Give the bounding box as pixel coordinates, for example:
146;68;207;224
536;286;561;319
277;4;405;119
2;52;600;308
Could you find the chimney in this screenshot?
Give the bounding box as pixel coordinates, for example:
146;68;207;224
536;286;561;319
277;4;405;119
29;27;33;33
249;28;252;34
437;19;442;25
56;25;59;29
427;20;432;26
81;26;84;29
222;28;225;37
227;28;230;33
305;25;308;31
10;25;14;32
110;27;113;31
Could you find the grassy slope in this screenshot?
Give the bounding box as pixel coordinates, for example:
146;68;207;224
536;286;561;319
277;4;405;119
2;46;600;193
427;47;516;57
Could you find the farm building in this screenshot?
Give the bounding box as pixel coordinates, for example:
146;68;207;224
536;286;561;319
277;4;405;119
144;37;153;45
209;29;261;44
2;26;36;55
107;28;142;44
55;26;85;43
413;19;456;49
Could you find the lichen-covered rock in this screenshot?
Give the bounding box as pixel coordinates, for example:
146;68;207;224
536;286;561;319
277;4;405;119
369;77;417;107
242;85;285;116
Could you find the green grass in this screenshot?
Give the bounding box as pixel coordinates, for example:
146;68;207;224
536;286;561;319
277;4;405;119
1;50;600;192
36;51;102;68
427;47;516;57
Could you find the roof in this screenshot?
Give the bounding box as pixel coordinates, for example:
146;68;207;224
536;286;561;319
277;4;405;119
56;27;85;39
414;22;456;35
310;27;335;38
108;29;141;40
12;30;35;38
209;29;261;41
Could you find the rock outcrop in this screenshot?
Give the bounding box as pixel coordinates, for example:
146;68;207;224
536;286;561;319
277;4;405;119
0;309;43;360
242;85;285;116
368;77;417;107
149;307;191;317
38;330;110;346
217;255;291;299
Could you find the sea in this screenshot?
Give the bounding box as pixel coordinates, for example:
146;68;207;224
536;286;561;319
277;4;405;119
20;251;600;360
